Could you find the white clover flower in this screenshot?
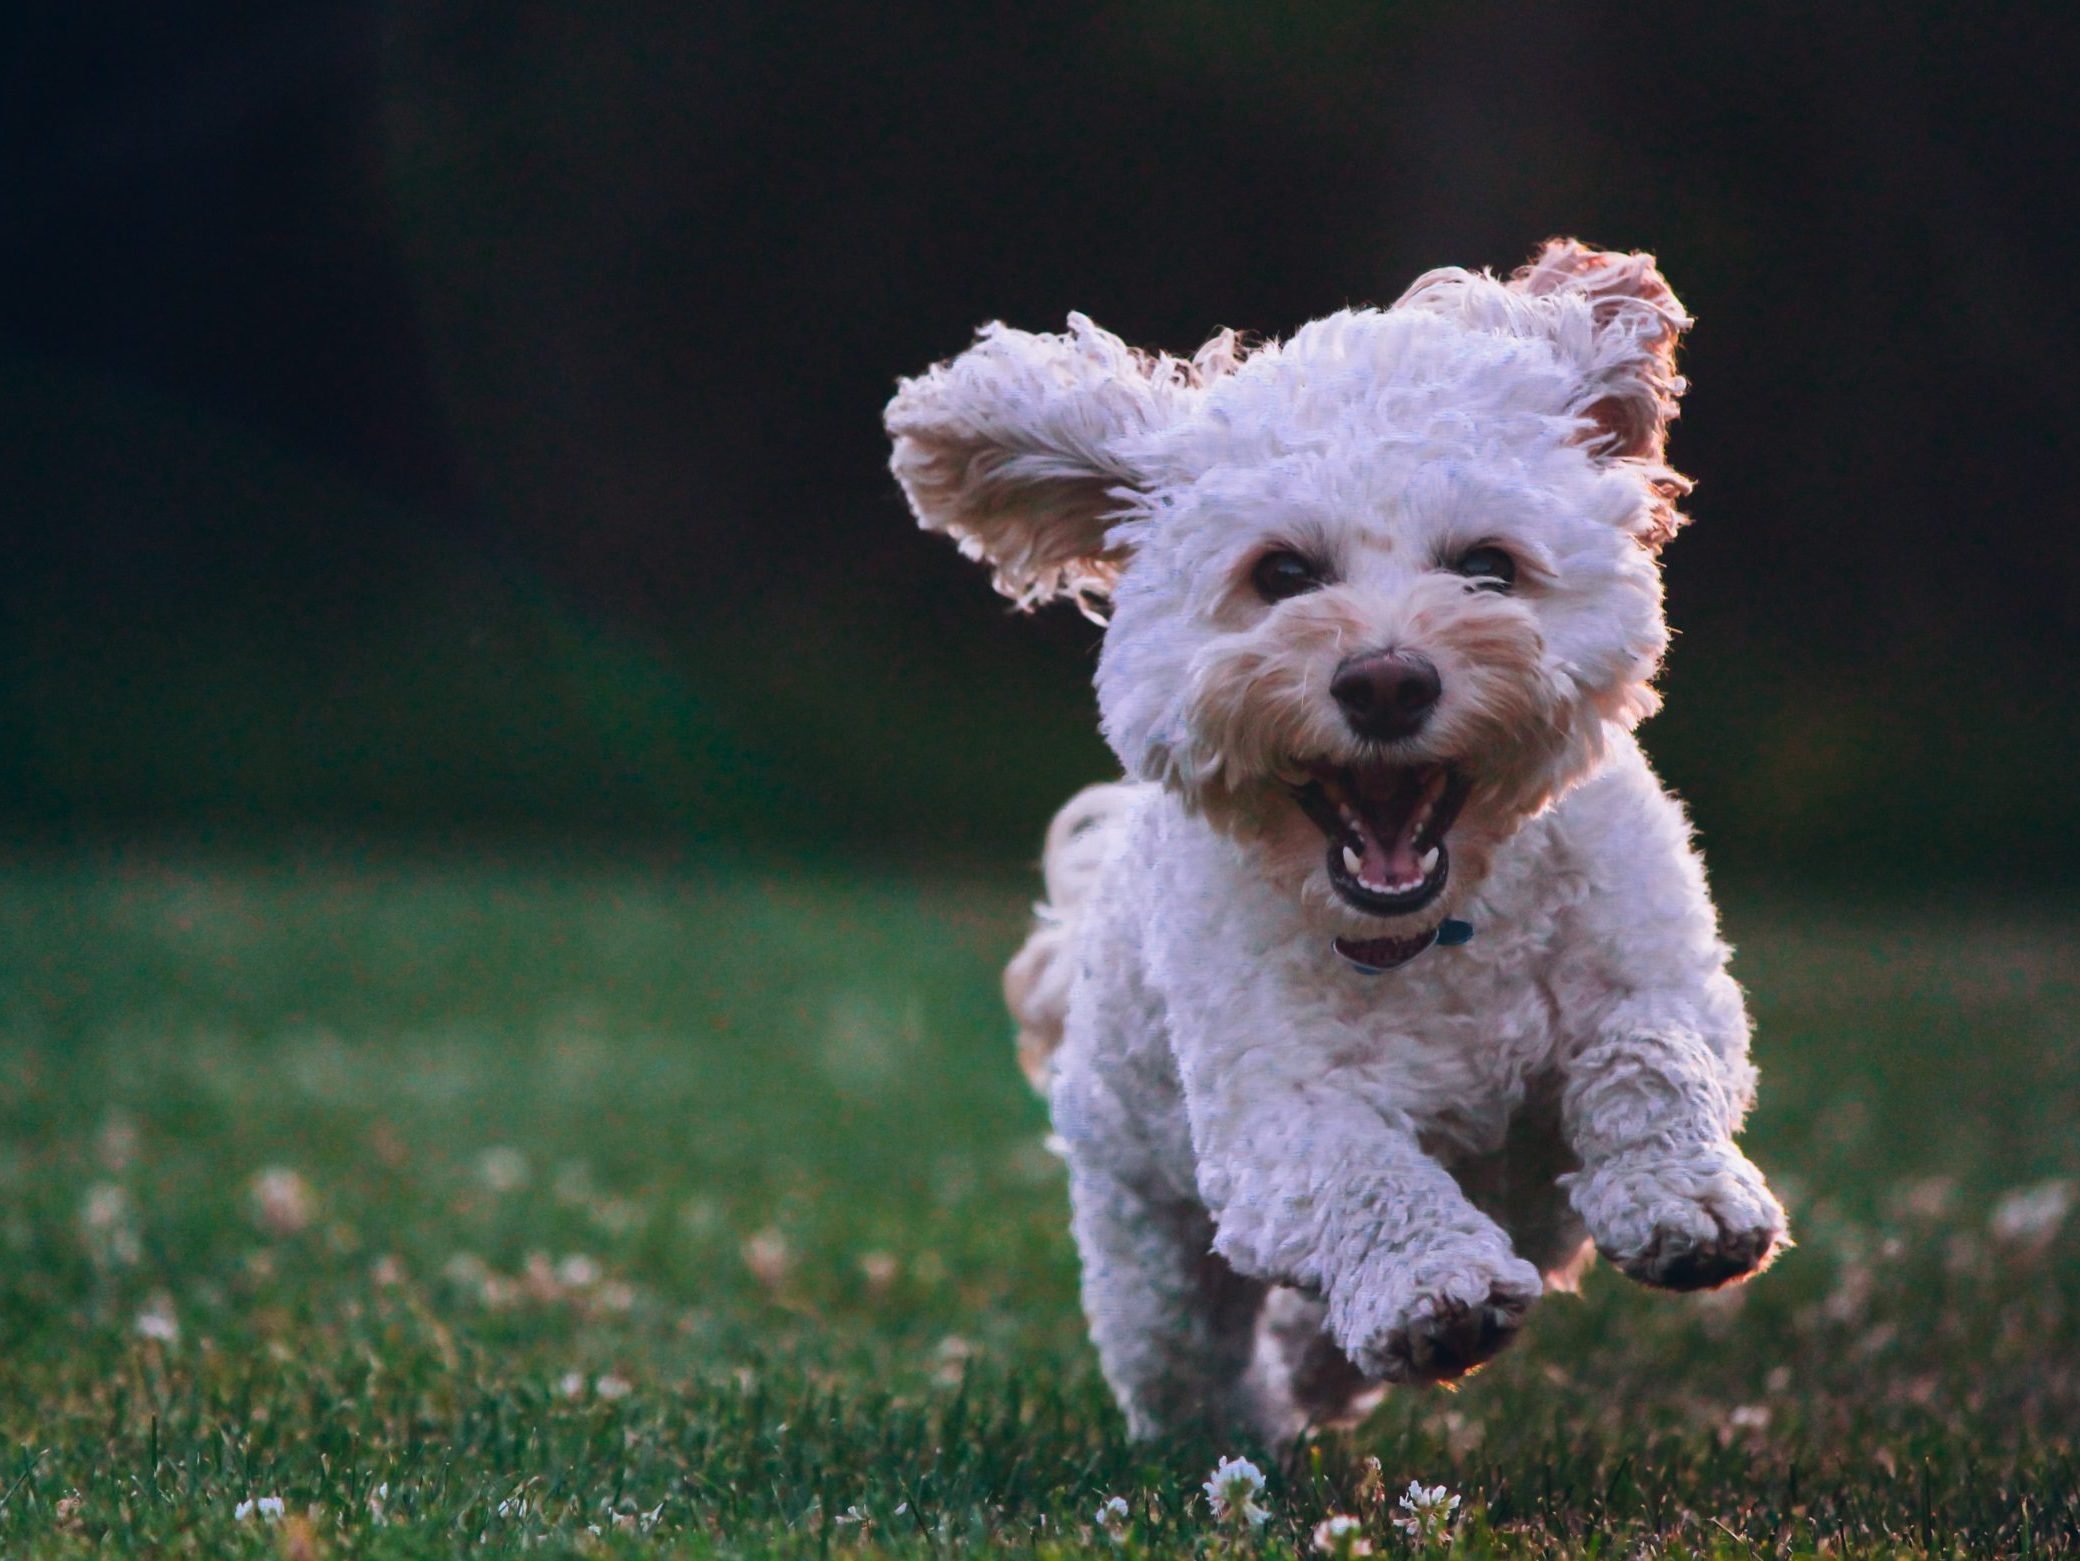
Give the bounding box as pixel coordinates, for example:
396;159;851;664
1205;1455;1270;1528
1314;1512;1373;1557
1990;1180;2074;1250
742;1228;791;1288
555;1253;601;1288
234;1496;285;1522
1391;1482;1461;1545
249;1167;317;1237
858;1251;901;1294
80;1183;142;1269
475;1146;530;1193
133;1297;180;1344
1095;1495;1131;1539
593;1373;633;1400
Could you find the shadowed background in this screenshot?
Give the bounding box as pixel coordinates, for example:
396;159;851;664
5;10;2080;1552
4;1;2075;882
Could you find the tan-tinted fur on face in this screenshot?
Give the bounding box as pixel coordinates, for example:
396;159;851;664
1181;573;1605;865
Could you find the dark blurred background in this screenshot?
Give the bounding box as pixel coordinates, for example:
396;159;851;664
3;1;2074;885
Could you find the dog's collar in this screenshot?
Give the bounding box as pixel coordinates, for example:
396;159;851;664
1333;918;1474;975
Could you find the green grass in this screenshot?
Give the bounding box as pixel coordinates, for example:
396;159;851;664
1;853;2077;1557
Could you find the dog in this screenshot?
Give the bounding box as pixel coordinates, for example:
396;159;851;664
884;240;1788;1446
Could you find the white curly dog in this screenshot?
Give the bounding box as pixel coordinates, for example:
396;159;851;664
885;240;1788;1446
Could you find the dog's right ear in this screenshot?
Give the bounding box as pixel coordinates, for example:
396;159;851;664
886;313;1213;610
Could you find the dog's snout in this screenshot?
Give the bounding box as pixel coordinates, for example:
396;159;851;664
1331;651;1441;741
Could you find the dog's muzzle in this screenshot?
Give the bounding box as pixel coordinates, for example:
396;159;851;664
1293;762;1472;919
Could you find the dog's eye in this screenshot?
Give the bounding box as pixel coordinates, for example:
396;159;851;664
1452;546;1517;591
1251;550;1327;603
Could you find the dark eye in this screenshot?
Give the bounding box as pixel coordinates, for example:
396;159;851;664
1251;549;1327;603
1452;545;1517;591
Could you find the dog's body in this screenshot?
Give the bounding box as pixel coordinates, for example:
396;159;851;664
887;241;1786;1446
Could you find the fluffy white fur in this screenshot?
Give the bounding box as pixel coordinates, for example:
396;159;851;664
887;240;1787;1447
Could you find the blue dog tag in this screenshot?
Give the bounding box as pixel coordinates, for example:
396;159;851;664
1435;918;1475;946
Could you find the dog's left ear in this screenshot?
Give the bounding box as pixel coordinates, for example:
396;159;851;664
1508;239;1694;547
1399;239;1694;546
1508;240;1690;461
886;314;1216;610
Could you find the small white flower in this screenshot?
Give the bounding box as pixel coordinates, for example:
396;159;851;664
368;1482;391;1524
1095;1495;1131;1538
249;1167;317;1237
234;1496;285;1522
859;1251;901;1294
1205;1455;1270;1527
742;1228;791;1288
133;1297;180;1344
603;1499;665;1534
80;1183;142;1269
931;1334;975;1386
1391;1482;1461;1545
557;1370;587;1399
555;1253;601;1288
475;1146;530;1193
593;1372;632;1400
1314;1512;1373;1557
1991;1180;2074;1250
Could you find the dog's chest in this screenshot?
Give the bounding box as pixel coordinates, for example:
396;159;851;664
1317;925;1567;1153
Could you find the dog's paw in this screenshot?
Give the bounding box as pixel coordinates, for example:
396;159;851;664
1334;1244;1543;1385
1570;1146;1789;1292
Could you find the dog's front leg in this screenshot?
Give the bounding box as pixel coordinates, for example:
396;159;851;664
1182;1065;1543;1387
1560;1020;1789;1291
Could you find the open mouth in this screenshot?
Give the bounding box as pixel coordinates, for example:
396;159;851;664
1291;761;1473;918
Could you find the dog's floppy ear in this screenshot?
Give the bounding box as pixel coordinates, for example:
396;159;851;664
1507;239;1690;466
1398;239;1695;546
886;313;1213;609
1508;239;1694;547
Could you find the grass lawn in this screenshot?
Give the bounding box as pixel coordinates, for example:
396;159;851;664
1;851;2076;1557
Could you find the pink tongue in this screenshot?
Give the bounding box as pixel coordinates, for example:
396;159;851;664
1358;814;1422;884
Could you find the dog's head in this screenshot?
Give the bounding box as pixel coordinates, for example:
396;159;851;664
887;240;1693;942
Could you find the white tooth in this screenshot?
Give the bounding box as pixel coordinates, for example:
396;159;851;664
1419;846;1440;873
1342;845;1363;876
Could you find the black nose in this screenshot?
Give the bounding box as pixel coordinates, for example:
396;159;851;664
1331;651;1441;741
